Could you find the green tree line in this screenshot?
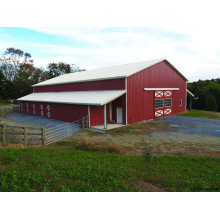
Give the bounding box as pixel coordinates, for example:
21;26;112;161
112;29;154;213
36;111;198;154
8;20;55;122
187;78;220;112
0;47;85;100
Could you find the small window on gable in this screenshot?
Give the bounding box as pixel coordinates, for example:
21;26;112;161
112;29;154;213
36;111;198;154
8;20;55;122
180;100;182;106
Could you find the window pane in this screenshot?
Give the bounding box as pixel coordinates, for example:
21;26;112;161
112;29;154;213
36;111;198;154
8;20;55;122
164;99;172;107
180;100;182;106
155;99;163;108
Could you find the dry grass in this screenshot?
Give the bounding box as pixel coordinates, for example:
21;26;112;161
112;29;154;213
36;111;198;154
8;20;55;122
72;130;220;157
74;137;122;154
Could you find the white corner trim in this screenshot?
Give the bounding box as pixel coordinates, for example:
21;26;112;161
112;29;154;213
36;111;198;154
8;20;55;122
88;105;90;127
144;88;179;91
125;78;128;125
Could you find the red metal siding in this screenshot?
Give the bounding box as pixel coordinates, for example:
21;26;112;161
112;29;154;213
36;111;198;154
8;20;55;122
19;101;88;122
34;78;125;93
127;61;186;124
112;94;126;124
90;105;110;126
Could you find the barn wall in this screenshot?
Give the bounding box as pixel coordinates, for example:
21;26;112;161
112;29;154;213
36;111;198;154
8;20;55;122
127;61;186;124
90;104;110;126
89;94;126;126
112;94;126;124
34;78;125;93
19;101;88;122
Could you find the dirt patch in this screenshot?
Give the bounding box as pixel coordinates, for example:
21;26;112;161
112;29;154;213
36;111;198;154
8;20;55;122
72;130;220;157
0;164;9;170
125;180;170;192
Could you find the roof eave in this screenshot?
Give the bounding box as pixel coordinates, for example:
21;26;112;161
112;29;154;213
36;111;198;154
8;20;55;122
32;76;127;87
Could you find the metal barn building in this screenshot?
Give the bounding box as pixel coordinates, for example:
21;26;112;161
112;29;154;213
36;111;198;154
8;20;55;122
18;59;187;129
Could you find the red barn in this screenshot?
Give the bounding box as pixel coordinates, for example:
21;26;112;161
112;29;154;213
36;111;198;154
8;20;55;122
18;59;187;129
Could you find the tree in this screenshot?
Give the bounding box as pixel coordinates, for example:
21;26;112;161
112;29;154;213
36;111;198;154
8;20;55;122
47;62;72;77
205;95;218;111
188;78;220;112
47;62;86;78
0;48;33;81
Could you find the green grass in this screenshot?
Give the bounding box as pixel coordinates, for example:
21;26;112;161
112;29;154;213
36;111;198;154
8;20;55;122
179;110;220;120
0;143;219;192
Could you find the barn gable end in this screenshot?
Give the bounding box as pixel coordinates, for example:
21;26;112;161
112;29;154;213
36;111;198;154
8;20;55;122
127;61;186;124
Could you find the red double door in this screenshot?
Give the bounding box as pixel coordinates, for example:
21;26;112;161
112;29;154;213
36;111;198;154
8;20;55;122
154;90;172;118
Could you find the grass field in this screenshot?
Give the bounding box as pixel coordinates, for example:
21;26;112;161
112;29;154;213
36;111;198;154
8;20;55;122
0;111;220;192
179;109;220;120
0;144;219;192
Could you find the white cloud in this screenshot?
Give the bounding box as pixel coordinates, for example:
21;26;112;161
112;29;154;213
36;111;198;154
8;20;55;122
1;27;220;82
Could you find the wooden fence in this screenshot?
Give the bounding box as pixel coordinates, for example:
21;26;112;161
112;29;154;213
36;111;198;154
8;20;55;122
0;124;44;146
0;115;89;146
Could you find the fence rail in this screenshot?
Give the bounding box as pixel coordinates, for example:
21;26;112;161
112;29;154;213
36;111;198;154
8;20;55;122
0;124;43;145
44;117;87;145
0;115;89;146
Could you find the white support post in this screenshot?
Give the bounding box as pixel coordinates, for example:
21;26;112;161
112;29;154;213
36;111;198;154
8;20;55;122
88;105;90;127
104;104;107;129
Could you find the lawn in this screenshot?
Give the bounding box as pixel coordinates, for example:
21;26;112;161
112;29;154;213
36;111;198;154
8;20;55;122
179;109;220;120
0;143;219;192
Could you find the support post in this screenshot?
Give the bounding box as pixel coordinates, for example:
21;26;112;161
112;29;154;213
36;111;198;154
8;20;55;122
2;124;6;143
82;116;85;129
24;127;27;146
86;115;89;128
104;104;107;130
189;96;192;111
42;128;45;146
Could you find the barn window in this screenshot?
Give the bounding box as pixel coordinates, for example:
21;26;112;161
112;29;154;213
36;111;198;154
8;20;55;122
21;103;23;112
26;103;29;113
155;99;163;109
47;105;50;118
180;100;182;106
164;99;172;107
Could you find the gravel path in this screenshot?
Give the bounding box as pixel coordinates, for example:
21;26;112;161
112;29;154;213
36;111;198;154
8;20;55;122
4;112;69;128
156;115;220;137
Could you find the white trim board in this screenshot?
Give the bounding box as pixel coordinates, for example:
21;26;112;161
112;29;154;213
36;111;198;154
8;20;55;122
144;88;179;91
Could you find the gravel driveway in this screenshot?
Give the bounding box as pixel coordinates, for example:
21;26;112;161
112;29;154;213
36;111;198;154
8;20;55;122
4;112;70;128
156;115;220;137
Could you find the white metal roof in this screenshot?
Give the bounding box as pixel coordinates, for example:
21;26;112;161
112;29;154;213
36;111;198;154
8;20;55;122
33;58;166;87
17;90;126;106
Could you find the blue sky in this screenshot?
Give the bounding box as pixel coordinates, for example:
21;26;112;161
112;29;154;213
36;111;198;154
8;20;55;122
0;27;220;82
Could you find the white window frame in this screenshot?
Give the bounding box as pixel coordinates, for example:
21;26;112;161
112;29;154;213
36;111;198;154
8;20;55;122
180;100;182;106
155;99;164;109
164;98;172;107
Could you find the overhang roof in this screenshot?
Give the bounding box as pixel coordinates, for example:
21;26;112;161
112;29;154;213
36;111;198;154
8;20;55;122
33;58;187;87
17;90;126;106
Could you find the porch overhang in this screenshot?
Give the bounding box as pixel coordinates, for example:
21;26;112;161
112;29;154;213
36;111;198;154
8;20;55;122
17;90;126;106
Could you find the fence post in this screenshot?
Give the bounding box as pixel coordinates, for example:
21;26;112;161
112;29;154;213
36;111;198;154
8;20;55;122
82;116;85;129
42;128;45;146
86;115;89;128
2;124;6;143
24;127;27;146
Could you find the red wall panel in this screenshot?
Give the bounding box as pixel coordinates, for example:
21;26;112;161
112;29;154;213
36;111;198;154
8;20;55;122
19;101;88;123
90;104;110;126
112;94;126;124
127;61;186;124
89;94;126;126
34;78;125;93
